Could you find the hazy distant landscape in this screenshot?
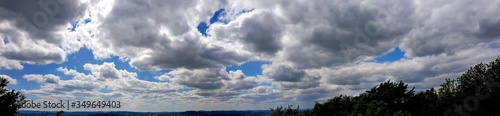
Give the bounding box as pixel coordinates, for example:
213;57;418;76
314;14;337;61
19;110;277;116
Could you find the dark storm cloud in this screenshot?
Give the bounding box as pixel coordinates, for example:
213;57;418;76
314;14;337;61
130;37;250;70
277;77;320;89
261;64;320;89
170;68;228;90
476;19;500;39
0;0;87;44
169;68;259;91
400;0;500;57
2;50;64;64
227;78;257;90
0;0;87;67
239;12;283;55
102;0;196;36
264;65;306;82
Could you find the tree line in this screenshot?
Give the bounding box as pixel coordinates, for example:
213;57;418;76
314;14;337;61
272;57;500;116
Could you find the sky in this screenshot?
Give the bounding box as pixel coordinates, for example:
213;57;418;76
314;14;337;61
0;0;500;112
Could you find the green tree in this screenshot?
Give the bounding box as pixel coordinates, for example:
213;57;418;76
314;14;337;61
311;80;416;116
438;79;459;107
0;77;26;116
407;88;440;115
313;95;353;116
440;57;500;115
364;80;414;114
271;105;299;116
351;100;389;116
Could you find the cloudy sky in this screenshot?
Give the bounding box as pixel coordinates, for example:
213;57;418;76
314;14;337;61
1;0;500;112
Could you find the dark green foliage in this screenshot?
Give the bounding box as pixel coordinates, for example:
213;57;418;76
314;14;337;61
313;95;353;116
439;57;500;115
351;100;389;116
407;88;441;115
270;105;299;116
273;57;500;116
0;77;26;116
363;80;414;114
313;80;416;116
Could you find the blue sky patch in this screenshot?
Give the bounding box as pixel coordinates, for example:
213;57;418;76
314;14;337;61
3;36;8;44
226;61;271;76
99;86;113;93
210;8;227;24
196;22;209;36
84;18;91;24
178;88;194;93
69;20;79;31
197;8;226;36
197;8;253;36
375;47;406;63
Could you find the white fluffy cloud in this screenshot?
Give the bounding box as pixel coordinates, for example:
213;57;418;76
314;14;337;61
23;74;60;84
83;62;136;80
0;74;17;85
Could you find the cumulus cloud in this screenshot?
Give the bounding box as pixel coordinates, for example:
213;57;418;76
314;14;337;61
0;74;17;85
23;62;180;111
168;68;258;91
0;0;87;43
263;65;306;82
154;74;172;82
240;86;282;102
209;11;284;56
78;0;253;71
0;57;22;70
0;0;88;69
400;0;500;57
23;74;43;83
158;68;259;101
224;70;258;91
169;68;228;90
23;74;60;84
210;0;414;69
83;62;136;80
259;64;320;90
